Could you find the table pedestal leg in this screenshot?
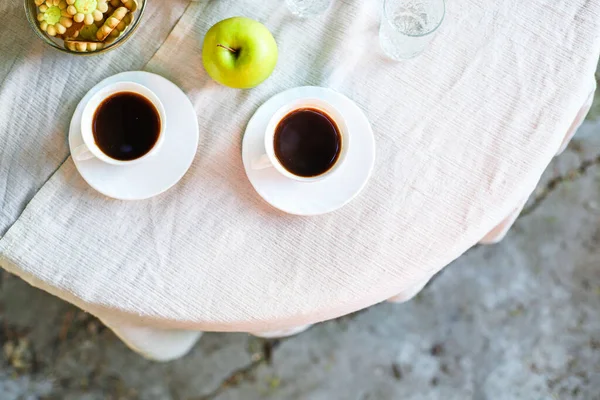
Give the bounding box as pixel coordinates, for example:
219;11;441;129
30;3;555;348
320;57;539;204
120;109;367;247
557;90;595;155
479;199;527;245
99;318;202;362
251;324;312;338
387;275;432;303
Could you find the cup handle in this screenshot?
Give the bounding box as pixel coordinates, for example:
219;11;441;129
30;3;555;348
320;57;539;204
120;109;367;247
72;143;95;161
251;154;273;170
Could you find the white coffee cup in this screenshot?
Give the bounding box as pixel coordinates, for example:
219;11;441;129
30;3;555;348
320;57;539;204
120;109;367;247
252;98;349;182
73;81;167;165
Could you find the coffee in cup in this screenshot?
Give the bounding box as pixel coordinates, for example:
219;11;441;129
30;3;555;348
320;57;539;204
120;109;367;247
253;98;349;182
93;92;161;161
74;81;166;165
274;108;341;178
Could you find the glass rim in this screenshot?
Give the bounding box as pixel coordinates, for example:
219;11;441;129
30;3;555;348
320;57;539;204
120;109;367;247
383;0;446;38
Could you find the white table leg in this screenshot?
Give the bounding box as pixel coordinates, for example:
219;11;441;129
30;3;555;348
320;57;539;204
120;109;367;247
479;199;527;245
387;275;432;303
557;90;595;155
99;318;202;362
251;324;312;338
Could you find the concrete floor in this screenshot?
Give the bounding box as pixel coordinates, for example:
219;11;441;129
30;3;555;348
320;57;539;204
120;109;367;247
1;86;600;400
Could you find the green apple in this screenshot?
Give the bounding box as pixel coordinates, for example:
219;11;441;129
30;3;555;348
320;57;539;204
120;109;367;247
202;17;278;89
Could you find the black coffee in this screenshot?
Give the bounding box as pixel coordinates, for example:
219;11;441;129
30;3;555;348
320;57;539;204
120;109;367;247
93;92;161;161
274;108;341;178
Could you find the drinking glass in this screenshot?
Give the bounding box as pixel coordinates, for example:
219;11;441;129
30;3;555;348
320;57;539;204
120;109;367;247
379;0;445;60
285;0;332;18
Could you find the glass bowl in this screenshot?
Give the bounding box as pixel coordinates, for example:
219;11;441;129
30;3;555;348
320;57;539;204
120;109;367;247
24;0;146;56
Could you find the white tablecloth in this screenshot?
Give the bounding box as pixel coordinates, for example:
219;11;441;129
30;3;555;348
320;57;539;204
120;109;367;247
1;0;599;345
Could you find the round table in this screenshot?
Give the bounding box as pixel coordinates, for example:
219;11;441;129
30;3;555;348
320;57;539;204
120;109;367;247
0;0;598;361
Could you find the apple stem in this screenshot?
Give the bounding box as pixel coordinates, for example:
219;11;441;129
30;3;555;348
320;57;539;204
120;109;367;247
217;44;237;53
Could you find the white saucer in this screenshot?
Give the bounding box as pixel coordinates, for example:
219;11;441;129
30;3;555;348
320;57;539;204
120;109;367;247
242;86;375;216
69;71;199;200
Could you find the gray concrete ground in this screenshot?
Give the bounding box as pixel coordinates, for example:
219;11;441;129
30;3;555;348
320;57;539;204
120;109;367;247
1;80;600;399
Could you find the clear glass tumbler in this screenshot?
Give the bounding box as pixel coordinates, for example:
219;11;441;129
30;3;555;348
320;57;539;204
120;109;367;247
379;0;445;60
285;0;332;18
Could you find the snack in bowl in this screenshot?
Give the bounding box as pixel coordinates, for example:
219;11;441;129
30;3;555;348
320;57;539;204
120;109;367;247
64;39;104;52
61;20;84;39
96;6;128;41
28;0;142;54
120;0;137;12
77;23;98;39
66;0;109;25
95;3;114;26
37;0;73;36
105;12;133;43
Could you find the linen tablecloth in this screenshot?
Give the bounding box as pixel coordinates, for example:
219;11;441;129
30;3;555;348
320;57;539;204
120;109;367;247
1;0;599;358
